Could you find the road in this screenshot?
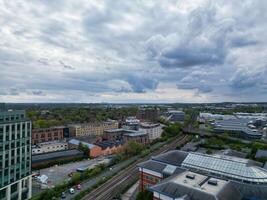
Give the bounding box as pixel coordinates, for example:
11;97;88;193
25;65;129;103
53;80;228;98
82;134;190;200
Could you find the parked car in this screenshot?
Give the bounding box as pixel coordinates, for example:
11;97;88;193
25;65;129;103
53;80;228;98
61;192;66;199
76;184;81;190
69;188;75;194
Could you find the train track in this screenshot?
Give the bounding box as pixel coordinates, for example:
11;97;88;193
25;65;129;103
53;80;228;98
82;134;190;200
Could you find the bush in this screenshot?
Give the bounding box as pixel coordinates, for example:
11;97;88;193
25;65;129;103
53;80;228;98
136;191;153;200
162;123;181;138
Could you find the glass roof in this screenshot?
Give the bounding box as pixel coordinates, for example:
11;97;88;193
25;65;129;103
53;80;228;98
181;153;267;184
163;164;177;175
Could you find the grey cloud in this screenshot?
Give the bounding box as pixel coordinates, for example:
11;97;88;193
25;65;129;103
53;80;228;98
32;90;45;96
177;83;213;93
126;75;159;93
59;60;75;70
230;70;261;90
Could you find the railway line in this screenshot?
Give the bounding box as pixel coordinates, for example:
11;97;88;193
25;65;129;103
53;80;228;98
82;134;190;200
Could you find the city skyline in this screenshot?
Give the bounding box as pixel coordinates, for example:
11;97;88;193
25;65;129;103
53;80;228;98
1;0;267;103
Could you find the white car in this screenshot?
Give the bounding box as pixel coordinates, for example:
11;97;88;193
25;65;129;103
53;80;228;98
69;188;75;194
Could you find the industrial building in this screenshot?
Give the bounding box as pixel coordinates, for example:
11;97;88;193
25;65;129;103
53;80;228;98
32;149;83;168
138;150;267;200
68;138;123;157
0;108;32;200
68;139;102;158
32;141;68;155
32;126;66;145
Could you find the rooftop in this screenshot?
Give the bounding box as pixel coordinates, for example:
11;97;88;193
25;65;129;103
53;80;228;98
182;152;267;184
255;149;267;158
32;149;83;163
94;140;123;149
68;139;96;149
150;171;242;200
123;131;147;137
142;150;267;184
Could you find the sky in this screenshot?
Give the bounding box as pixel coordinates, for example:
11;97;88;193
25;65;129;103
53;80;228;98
0;0;267;103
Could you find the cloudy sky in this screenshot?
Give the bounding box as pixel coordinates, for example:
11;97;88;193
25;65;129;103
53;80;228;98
0;0;267;103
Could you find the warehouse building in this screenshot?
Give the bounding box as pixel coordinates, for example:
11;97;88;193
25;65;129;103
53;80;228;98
32;126;66;145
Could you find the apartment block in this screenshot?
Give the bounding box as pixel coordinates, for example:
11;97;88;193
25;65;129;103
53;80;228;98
139;123;163;141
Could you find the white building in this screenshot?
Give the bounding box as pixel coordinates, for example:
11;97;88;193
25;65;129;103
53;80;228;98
32;141;68;155
198;113;236;123
139;123;163;141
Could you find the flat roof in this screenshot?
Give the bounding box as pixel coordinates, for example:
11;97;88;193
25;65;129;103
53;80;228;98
182;152;267;184
68;139;96;149
255;150;267;158
32;149;83;162
124;132;147;137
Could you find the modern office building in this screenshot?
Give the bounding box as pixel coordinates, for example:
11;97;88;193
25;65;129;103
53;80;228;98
212;119;263;139
68;120;119;137
0;108;32;200
138;150;267;199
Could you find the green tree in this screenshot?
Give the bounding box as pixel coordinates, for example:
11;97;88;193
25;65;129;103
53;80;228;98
123;141;145;156
163;123;181;138
71;173;81;185
136;191;153;200
78;142;90;156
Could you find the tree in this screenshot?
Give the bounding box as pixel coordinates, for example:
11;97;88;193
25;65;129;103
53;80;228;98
71;173;81;185
78;142;89;156
123;141;145;156
163;123;181;138
136;191;153;200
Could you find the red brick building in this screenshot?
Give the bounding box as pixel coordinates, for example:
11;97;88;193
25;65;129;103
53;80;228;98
137;151;189;192
139;168;162;191
32;126;64;145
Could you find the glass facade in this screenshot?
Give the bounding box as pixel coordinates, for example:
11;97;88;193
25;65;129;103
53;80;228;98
182;153;267;184
0;110;32;199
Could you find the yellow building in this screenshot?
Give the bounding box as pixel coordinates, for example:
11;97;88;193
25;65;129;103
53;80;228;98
69;120;119;137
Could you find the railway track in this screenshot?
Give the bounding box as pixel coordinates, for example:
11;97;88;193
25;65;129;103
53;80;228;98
82;134;190;200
